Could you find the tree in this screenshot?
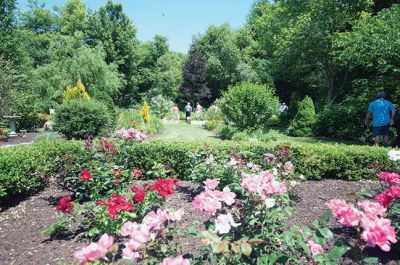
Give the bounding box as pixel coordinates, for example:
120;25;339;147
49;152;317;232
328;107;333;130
59;0;88;35
181;44;211;105
147;52;184;100
87;0;140;106
289;96;317;137
19;0;57;34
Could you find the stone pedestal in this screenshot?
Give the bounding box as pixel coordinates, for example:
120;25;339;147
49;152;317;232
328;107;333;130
3;116;21;138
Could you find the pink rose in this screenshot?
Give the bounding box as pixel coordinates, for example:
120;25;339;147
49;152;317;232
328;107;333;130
203;179;219;190
357;200;387;217
215;213;241;234
160;256;190;265
306;240;324;255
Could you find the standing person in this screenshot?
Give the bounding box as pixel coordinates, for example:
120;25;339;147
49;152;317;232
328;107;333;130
185;102;192;123
279;102;288;114
195;102;203;119
172;105;180;121
364;92;395;146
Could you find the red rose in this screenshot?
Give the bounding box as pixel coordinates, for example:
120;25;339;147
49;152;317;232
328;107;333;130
56;195;74;213
80;169;92;182
150;178;178;198
97;193;134;219
132;189;146;203
113;169;122;178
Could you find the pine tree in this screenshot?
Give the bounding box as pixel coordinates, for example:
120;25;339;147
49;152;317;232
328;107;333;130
289;96;316;137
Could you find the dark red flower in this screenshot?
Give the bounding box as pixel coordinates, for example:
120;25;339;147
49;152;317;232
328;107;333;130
104;142;111;149
278;151;290;158
56;195;74;213
150;178;178;198
375;190;395;207
131;168;142;178
80;169;92;182
114;180;121;185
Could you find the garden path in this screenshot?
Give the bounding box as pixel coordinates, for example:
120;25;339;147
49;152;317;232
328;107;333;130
156;121;221;142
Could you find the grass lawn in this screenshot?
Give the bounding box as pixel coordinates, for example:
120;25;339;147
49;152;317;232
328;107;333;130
155;121;221;142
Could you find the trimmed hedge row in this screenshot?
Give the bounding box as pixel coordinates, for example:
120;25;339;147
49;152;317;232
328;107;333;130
0;140;88;205
0;139;393;206
121;140;393;181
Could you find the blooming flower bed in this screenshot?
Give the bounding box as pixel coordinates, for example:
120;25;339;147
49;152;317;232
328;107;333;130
43;132;400;264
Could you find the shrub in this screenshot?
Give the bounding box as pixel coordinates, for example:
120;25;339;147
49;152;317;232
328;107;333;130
63;80;90;102
204;120;220;131
9;92;41;131
54;100;112;139
289;96;317;137
0;139;89;206
149;95;174;119
116;110;163;134
220;82;279;130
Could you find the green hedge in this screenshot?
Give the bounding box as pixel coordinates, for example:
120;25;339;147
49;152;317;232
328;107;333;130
0;140;88;205
0;139;393;206
120;140;393;181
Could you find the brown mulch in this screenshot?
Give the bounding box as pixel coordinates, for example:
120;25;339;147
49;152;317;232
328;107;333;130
0;180;399;265
0;132;45;147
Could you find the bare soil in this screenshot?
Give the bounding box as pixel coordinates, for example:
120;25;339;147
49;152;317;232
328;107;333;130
0;180;399;265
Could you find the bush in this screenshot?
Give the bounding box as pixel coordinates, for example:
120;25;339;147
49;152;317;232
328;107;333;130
63;80;90;102
54;100;113;139
289;96;317;137
0;139;89;206
316;99;367;141
116;110;164;134
204;120;220;131
9;92;41;131
149;95;174;119
220;82;279;130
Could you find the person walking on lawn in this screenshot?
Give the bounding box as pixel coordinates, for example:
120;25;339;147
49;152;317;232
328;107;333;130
365;92;395;147
185;102;192;123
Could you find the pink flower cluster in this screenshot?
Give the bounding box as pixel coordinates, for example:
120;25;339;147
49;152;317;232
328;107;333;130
326;199;397;251
114;128;148;141
74;234;114;265
378;172;400;184
192;179;236;215
241;171;286;198
160;256;190;265
120;208;184;261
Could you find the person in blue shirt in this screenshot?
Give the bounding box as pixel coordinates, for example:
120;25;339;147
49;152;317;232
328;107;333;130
364;92;395;146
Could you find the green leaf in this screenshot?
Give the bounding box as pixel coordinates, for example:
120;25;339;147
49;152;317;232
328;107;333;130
284;232;295;247
318;227;334;239
187;226;198;236
363;257;379;264
318;210;332;225
241;242;252;257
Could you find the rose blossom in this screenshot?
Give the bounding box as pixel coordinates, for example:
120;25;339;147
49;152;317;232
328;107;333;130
215;213;241;234
326;199;360;227
357;200;387;217
74;234;114;265
378;172;400;184
375;190;395;207
360;215;397;252
56;195;74;213
131;168;142;178
204;179;219;190
80;169;92;182
264;153;276;163
306;240;324;255
388;150;400;161
160;256;190;265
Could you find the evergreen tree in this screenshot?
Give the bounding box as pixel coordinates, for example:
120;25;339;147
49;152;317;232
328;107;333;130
181;44;211;105
289;96;316;137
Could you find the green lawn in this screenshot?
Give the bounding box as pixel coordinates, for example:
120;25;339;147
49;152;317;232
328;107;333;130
155;121;221;142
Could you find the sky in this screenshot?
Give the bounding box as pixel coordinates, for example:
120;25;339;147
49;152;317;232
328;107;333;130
17;0;256;53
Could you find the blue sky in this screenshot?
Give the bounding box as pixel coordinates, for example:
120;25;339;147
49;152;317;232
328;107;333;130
17;0;256;52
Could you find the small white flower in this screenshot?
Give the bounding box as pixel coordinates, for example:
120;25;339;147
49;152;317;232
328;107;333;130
265;198;276;209
388;150;400;162
205;155;214;165
246;163;254;169
227;159;238;167
290;180;298;187
272;168;278;176
299;174;305;180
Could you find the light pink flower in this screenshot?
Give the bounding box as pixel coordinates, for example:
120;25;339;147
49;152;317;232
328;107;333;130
281;161;295;176
358;200;387;217
220;187;236;205
120;221;150;243
74;234;114;265
204;179;219;190
160;256;190;265
264;153;276;163
167;208;185;221
241;171;286;198
215;213;241;234
192;191;222;215
326;199;360;227
122;246;140;260
360;215;397;252
306;240;324;255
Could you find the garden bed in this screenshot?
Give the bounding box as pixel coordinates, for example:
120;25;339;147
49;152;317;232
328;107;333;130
1;180;399;265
